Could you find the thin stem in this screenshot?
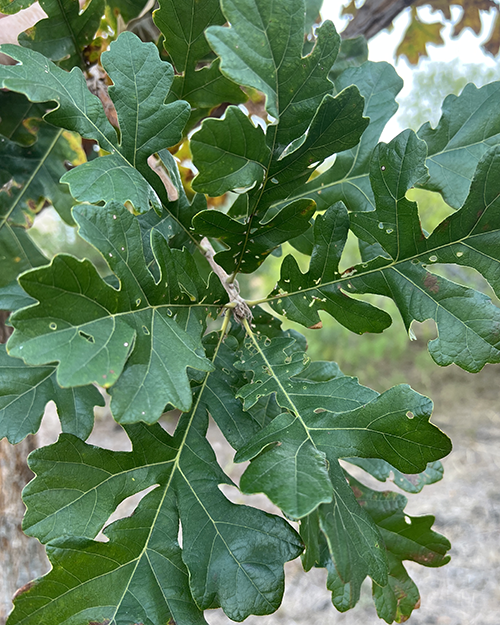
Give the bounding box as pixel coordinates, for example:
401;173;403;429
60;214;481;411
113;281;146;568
200;237;253;324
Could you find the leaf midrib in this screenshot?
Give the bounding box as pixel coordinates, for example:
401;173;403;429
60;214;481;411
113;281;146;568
262;224;500;306
21;327;229;624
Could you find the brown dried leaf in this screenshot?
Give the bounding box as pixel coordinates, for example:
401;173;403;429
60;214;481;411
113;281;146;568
452;0;496;37
308;321;323;329
341;0;358;19
147;154;179;201
86;65;119;128
483;10;500;55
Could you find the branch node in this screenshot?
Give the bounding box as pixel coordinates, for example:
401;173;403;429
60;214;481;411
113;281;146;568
201;237;253;324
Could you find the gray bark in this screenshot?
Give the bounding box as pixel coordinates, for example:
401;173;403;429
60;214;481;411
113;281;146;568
341;0;417;40
0;312;48;624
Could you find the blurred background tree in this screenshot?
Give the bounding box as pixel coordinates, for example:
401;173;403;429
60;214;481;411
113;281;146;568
341;0;500;61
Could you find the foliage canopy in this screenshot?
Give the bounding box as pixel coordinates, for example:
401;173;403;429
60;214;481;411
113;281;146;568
1;0;499;623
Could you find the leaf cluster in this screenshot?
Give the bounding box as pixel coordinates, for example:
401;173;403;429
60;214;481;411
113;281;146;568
1;0;500;623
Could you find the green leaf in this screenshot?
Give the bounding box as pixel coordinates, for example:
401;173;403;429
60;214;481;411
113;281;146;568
191;106;270;196
0;107;79;290
0;124;79;229
195;3;371;280
203;308;307;452
206;0;340;148
329;36;369;82
302;471;450;618
238;411;335;517
15;385;302;622
154;0;239;92
0;0;35;13
7;201;226;423
0;32;190;215
252;86;369;210
234;333;451;518
346;132;500;372
284;61;403;214
350;130;430;261
373;554;421;623
298;358;345;381
0;92;46;146
0;227;47;291
352;473;450;621
0;280;37;311
201;332;272;450
64;31;190;212
175;421;301;620
346;458;444;494
316;462;389;606
0;1;474;621
0;44;116;146
269;202;392;332
417;81;500;208
305;0;322;31
0;344;103;443
107;0;151;23
272;131;500;372
103;33;188;179
193;197;316;274
138;148;206;254
62;152;163;213
18;0;104;70
191;84;369;246
154;0;245;121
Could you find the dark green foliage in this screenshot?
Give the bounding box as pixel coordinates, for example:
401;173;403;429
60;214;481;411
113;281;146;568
1;0;498;622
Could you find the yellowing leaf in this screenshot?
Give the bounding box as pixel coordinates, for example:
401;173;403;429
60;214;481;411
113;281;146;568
396;12;444;64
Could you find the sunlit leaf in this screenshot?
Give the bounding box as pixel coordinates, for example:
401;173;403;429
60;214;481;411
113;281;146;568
7;202;227;423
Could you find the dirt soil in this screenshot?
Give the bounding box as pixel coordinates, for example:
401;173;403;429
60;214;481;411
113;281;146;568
23;360;500;625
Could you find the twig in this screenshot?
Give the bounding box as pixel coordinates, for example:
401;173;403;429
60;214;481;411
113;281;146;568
200;237;253;324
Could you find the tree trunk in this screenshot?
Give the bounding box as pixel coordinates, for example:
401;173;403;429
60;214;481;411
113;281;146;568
341;0;417;40
0;311;48;624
